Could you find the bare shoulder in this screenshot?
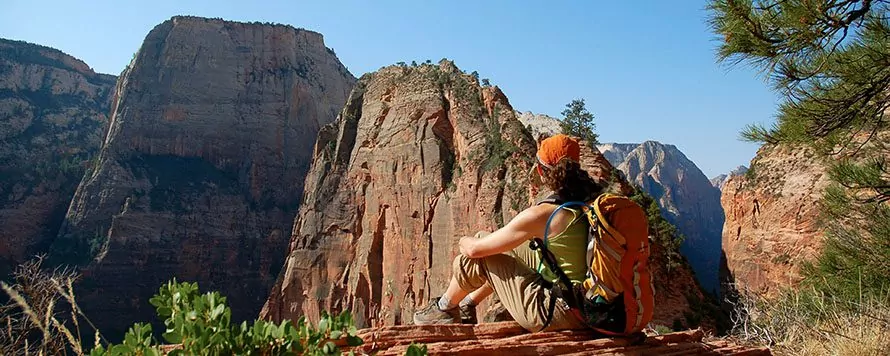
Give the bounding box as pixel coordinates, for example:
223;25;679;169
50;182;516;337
511;204;556;226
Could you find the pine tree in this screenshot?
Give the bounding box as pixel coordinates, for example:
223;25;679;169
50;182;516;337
708;0;890;298
559;99;599;144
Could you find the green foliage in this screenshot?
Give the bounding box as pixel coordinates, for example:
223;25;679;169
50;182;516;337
92;280;363;356
799;158;890;300
683;291;731;334
405;343;428;356
559;99;599;144
743;161;757;182
476;106;518;174
708;0;890;145
652;324;673;335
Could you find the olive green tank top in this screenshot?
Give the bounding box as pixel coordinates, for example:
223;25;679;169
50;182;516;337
533;208;588;285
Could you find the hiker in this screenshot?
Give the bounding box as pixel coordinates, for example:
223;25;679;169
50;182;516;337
413;134;653;336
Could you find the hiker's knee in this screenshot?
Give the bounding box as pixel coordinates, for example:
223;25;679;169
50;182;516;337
452;254;487;291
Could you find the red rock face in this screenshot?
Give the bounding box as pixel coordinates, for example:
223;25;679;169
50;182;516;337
261;62;536;327
721;144;830;298
49;16;355;338
261;61;709;331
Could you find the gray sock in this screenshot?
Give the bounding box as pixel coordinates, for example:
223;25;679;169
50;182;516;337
459;295;476;308
437;295;458;311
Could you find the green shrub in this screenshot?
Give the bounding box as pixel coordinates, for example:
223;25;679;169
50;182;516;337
405;343;428;356
91;280;363;356
559;99;598;145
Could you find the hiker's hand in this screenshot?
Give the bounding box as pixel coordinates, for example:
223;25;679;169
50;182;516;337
459;237;475;257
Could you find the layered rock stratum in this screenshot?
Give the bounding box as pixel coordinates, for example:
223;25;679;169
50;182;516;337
721;144;829;297
350;322;771;355
0;39;116;278
262;61;711;331
48;16;355;337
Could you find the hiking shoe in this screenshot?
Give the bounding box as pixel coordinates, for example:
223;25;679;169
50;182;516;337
460;304;478;324
413;298;460;325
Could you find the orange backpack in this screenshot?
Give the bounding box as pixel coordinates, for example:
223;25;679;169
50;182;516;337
533;193;655;336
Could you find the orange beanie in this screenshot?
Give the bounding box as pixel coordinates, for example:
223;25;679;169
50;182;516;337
536;134;581;168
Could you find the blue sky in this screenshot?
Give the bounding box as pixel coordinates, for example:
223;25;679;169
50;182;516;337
1;0;780;178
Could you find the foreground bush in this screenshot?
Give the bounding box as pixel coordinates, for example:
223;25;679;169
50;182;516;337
90;280;363;355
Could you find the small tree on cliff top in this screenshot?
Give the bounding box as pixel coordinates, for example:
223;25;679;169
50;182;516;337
708;0;890;298
560;98;599;144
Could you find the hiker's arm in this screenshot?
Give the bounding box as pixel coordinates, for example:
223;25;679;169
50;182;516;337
459;207;546;258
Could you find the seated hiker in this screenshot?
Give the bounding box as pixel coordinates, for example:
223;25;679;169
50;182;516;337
413;134;653;335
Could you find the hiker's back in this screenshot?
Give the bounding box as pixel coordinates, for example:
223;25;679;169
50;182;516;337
534;193;655;336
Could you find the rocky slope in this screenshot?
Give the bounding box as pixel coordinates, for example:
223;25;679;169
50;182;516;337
49;16;355;338
599;141;725;294
710;166;748;191
0;39;116;278
350;322;771;355
596;143;638;169
261;61;711;331
516;111;560;139
721;144;829;297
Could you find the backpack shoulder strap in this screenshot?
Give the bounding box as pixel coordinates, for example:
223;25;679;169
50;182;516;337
536;193;563;206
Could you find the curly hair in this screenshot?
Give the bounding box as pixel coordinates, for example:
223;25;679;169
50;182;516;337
541;159;604;202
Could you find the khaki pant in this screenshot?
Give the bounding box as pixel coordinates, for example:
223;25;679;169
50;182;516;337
452;232;585;332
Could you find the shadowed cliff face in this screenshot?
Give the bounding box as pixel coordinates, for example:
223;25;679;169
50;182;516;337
48;16;355;338
721;144;829;298
0;39;116;278
262;62;710;330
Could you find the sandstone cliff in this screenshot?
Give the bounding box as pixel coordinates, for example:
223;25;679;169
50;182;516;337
49;16;355;338
0;39;116;278
599;141;725;294
721;144;829;297
262;61;710;331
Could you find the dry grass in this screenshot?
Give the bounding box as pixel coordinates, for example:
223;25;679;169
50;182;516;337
0;256;102;356
726;285;890;356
